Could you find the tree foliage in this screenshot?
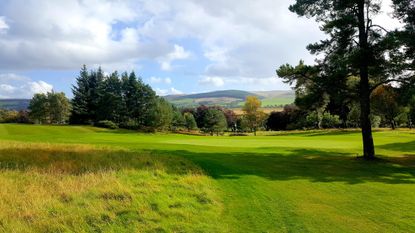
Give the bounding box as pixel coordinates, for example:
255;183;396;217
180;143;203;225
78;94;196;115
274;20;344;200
201;109;227;135
70;66;159;130
277;0;414;159
243;96;266;135
183;112;197;131
29;92;71;124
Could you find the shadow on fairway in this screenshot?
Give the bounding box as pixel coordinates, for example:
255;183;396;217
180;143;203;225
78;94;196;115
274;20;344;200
152;148;415;185
266;131;359;137
263;129;393;137
379;140;415;153
0;144;414;185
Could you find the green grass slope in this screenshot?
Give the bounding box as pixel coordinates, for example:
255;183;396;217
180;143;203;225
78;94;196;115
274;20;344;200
0;124;414;232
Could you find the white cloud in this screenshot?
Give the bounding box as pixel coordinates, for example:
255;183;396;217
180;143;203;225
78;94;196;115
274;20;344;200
0;16;9;34
0;73;53;98
155;87;183;96
0;0;171;70
169;87;183;95
155;88;167;96
28;81;53;95
0;0;399;91
0;84;16;93
198;76;289;91
235;77;289;90
164;77;172;84
149;77;172;84
140;0;326;77
198;77;225;87
158;44;191;71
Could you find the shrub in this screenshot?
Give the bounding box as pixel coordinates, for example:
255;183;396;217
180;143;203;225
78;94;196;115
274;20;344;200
119;120;140;130
370;115;381;128
0;109;18;123
95;120;118;129
305;112;319;128
266;111;288;131
16;110;32;124
321;113;340;128
183;112;198;131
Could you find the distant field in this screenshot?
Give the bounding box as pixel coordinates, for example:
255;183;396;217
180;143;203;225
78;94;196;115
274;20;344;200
232;107;283;115
236;97;294;108
165;90;295;108
260;97;295;107
170;97;293;109
0;124;414;232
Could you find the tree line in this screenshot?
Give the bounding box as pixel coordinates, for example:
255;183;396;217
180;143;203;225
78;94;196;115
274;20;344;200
16;59;414;137
23;66;270;135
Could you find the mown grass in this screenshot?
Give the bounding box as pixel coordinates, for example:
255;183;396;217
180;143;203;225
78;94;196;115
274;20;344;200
0;124;414;232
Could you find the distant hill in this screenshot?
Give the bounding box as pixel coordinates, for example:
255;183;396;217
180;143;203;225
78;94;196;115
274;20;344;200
252;90;295;98
0;99;30;111
165;90;258;100
165;90;294;108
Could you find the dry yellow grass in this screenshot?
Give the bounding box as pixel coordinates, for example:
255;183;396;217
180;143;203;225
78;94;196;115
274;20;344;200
0;142;222;232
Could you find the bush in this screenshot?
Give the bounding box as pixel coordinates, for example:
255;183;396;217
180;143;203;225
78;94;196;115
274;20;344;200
346;104;360;128
95;120;118;129
266;111;288;131
321;113;340;128
370;115;381;128
119;120;140;130
304;112;340;129
0;109;18;123
16;110;32;123
305;112;319;128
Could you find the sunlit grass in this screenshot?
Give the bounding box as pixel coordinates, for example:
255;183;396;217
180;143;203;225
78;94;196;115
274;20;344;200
0;124;414;232
0;142;222;232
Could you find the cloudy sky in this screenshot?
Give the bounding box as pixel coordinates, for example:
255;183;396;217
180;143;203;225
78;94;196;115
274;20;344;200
0;0;398;98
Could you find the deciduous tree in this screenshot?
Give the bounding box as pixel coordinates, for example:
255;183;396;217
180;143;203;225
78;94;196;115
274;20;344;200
183;112;197;131
243;96;265;136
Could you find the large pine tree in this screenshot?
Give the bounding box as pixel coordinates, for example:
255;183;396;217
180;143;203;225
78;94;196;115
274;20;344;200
97;71;123;123
70;65;90;124
70;65;104;124
121;71;157;126
284;0;404;159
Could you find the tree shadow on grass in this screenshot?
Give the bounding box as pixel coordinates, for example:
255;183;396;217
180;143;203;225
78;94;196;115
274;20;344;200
378;140;415;153
0;144;414;185
152;148;415;185
264;129;373;137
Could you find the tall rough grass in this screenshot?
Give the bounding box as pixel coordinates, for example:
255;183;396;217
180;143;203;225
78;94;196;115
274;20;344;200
0;142;223;232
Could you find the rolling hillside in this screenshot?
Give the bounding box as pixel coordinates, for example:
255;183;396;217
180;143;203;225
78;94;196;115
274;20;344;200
165;90;294;108
0;99;30;110
0;90;295;111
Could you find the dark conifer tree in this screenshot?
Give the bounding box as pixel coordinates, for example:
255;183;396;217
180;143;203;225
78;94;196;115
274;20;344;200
97;71;123;123
70;65;91;124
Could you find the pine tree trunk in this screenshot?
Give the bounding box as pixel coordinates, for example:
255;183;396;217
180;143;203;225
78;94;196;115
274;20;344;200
357;0;376;160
